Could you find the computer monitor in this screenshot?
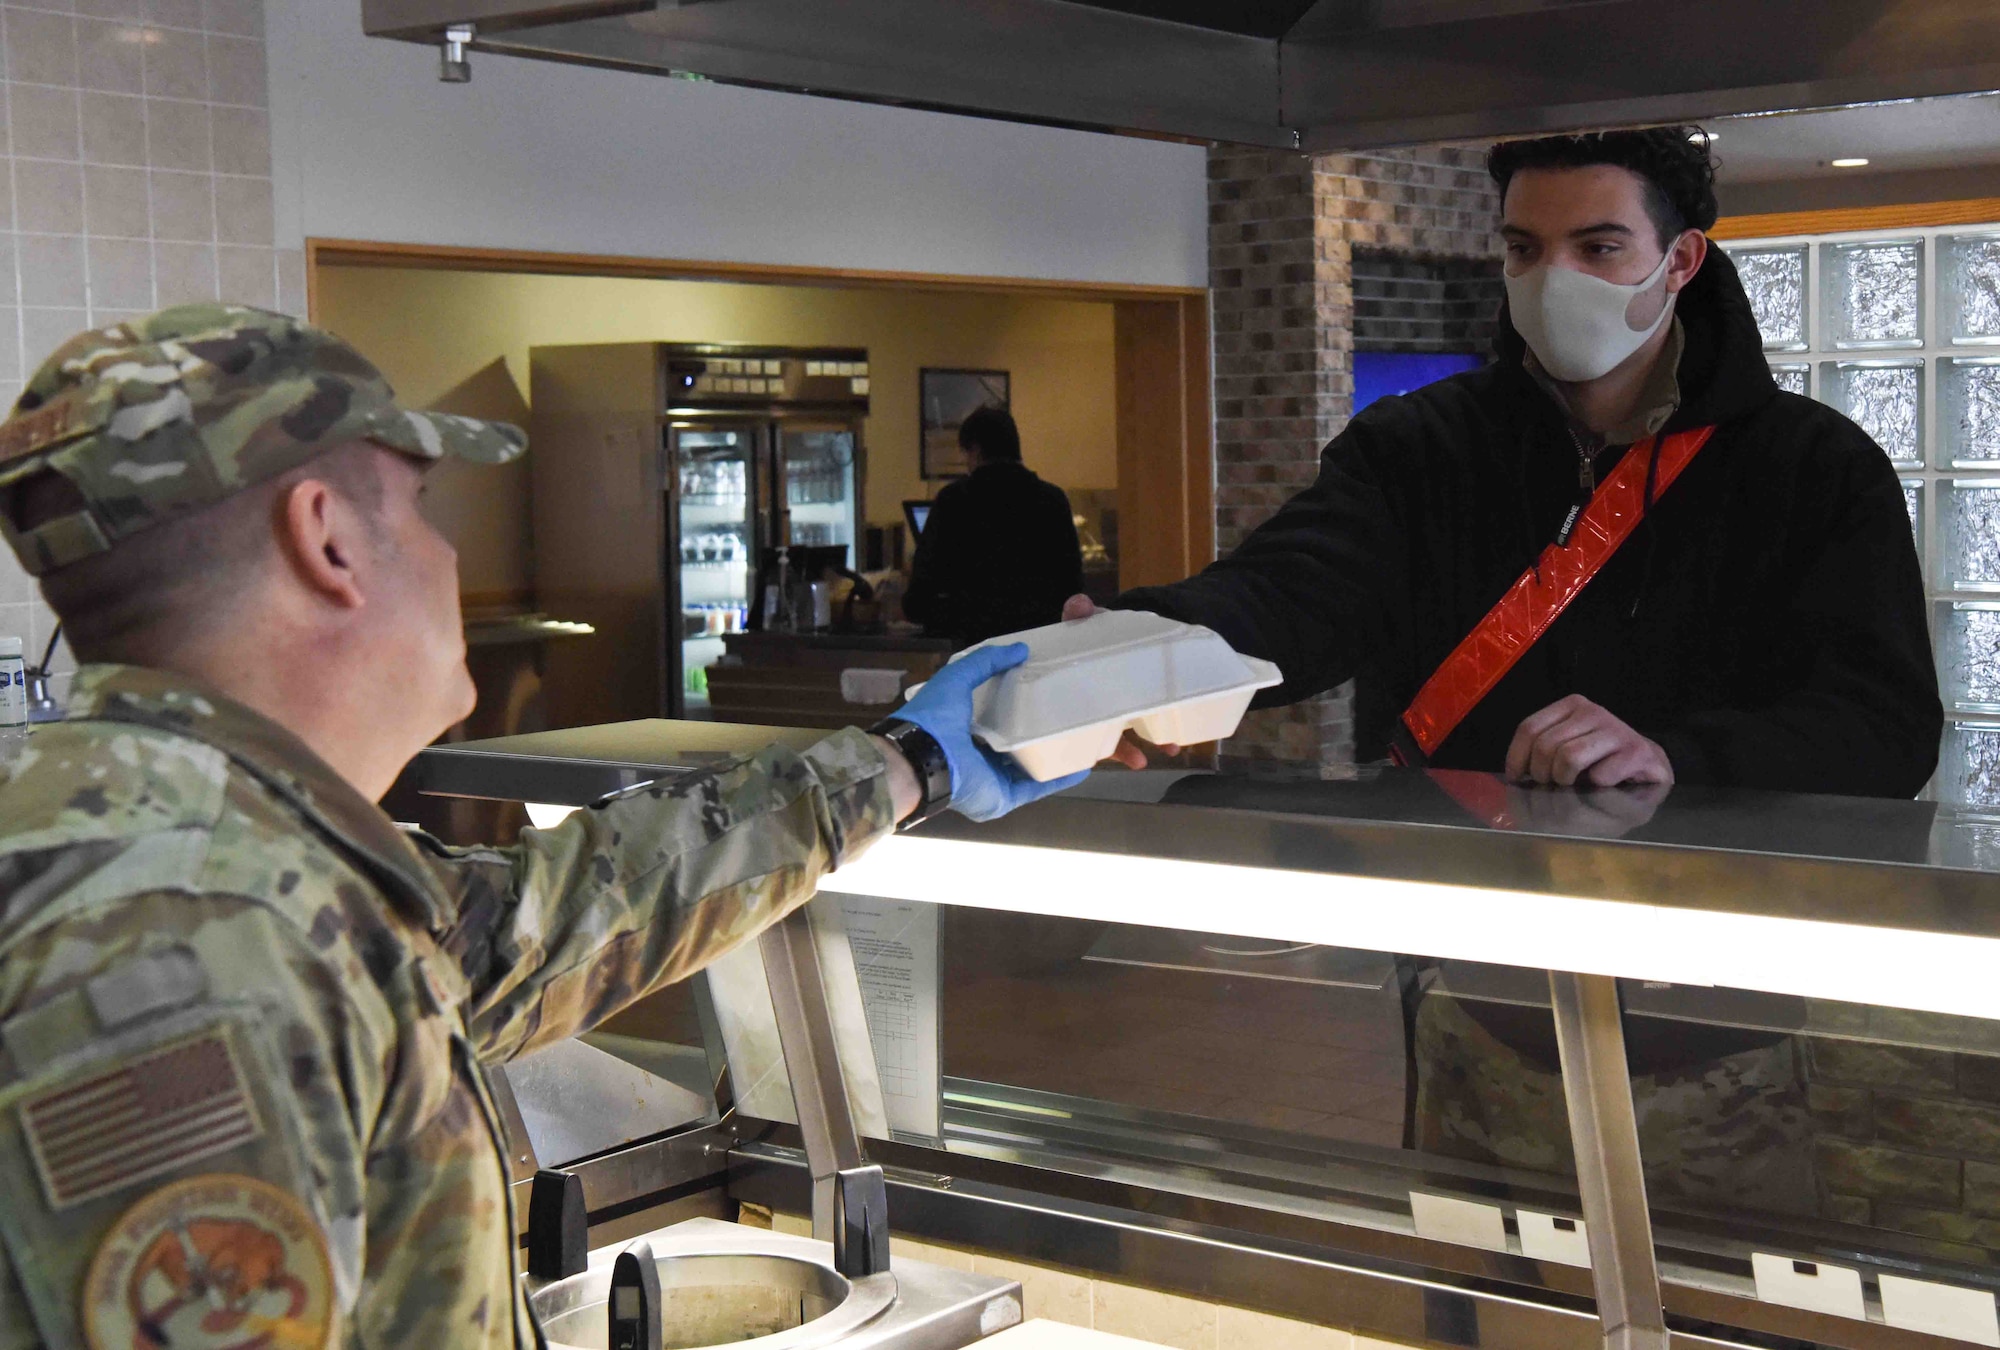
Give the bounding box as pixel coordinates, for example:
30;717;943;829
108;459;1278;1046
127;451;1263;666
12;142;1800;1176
903;500;932;537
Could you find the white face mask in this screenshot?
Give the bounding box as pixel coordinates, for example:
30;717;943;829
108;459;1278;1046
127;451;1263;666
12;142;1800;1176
1503;244;1678;383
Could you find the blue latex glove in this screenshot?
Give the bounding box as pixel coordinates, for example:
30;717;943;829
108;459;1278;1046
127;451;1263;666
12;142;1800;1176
889;642;1091;822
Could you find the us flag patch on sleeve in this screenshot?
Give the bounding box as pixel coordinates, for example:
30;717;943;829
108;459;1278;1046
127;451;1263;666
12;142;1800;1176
20;1028;263;1211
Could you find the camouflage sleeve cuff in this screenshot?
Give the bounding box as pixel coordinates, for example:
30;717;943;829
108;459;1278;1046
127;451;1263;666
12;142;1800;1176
797;725;899;869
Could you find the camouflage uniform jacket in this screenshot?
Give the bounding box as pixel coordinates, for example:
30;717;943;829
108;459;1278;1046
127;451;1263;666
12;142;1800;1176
0;664;896;1348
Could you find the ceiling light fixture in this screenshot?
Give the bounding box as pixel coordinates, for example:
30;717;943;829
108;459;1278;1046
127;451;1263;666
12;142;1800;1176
1831;157;1871;168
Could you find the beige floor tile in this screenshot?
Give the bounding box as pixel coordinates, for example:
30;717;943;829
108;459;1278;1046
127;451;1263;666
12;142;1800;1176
972;1255;1094;1327
1216;1306;1351;1350
1351;1336;1426;1349
1091;1282;1216;1350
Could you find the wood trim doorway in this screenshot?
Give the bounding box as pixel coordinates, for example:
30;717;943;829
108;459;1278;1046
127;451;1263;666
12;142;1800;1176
306;237;1214;587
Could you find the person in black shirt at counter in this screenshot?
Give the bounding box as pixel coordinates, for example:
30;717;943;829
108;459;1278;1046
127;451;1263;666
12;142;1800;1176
904;405;1084;647
1070;128;1945;1219
1079;128;1940;798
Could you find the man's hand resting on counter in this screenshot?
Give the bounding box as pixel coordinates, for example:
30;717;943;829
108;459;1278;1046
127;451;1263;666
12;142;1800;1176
882;643;1090;822
1060;594;1182;770
1506;694;1674;787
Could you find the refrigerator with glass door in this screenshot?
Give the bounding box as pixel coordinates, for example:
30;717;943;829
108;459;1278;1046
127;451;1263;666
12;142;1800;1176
667;421;761;718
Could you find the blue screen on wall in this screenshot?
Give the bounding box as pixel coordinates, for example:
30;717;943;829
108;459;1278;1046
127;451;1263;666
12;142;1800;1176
1354;351;1484;413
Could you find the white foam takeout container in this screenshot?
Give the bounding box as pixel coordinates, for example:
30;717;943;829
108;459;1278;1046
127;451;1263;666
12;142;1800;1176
938;610;1282;782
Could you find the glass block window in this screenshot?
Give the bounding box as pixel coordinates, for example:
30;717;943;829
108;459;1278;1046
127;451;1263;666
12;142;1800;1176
1734;246;1809;351
1940;357;2000;467
1821;360;1923;465
1942;722;2000;809
1770;363;1810;397
1726;224;2000;804
1944;479;2000;591
1939;602;2000;712
1939;232;2000;345
1824;239;1923;348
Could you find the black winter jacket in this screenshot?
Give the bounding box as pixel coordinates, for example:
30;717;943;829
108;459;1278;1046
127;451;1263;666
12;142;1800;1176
1122;248;1942;797
905;461;1084;648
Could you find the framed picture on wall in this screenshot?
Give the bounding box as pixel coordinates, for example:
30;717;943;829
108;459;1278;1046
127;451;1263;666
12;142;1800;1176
920;368;1009;480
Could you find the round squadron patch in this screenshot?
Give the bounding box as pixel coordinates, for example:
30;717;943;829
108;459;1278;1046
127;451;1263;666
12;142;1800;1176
82;1174;334;1350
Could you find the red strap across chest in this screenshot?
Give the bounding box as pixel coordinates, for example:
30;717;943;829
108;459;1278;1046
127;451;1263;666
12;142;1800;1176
1395;425;1717;763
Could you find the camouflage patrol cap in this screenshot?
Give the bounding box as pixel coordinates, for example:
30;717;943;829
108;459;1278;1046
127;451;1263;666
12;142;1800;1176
0;303;526;576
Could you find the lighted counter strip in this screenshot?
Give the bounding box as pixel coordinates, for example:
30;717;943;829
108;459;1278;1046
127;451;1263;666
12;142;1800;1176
820;795;2000;1350
413;726;2000;1350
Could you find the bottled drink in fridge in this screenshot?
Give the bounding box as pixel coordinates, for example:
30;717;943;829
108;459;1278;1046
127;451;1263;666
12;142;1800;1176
0;636;27;757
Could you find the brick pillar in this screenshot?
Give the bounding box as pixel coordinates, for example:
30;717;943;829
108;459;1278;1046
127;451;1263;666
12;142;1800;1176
1207;144;1500;774
1207;147;1354;771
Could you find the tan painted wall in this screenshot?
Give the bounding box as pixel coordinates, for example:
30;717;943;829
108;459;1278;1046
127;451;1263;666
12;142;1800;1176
315;265;1118;597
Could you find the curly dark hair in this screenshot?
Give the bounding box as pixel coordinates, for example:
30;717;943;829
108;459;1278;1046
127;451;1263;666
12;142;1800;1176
1487;126;1720;247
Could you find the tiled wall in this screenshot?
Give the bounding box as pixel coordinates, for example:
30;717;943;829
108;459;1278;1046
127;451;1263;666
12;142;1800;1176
0;0;300;690
752;1209;1418;1350
1207;145;1500;771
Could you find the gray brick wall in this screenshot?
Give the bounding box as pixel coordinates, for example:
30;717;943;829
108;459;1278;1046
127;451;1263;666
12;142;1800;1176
1209;144;1501;771
1352;249;1503;354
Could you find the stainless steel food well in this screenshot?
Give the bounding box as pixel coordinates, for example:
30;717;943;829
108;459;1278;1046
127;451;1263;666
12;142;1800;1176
528;1218;1021;1350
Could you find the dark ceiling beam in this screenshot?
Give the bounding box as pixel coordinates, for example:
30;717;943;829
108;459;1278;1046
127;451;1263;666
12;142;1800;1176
358;0;2000;154
361;0;1294;147
360;0;649;38
1286;0;1637;39
1285;0;2000;150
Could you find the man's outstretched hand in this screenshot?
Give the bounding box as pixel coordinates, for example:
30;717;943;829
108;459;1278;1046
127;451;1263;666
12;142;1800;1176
1060;594;1181;770
1506;694;1674;787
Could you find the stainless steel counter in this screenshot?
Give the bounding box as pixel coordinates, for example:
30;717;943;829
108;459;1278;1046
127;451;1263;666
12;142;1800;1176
416;722;2000;1350
417;719;1997;940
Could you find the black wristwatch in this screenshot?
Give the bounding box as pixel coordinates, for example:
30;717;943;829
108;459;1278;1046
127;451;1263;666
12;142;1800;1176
870;718;953;829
